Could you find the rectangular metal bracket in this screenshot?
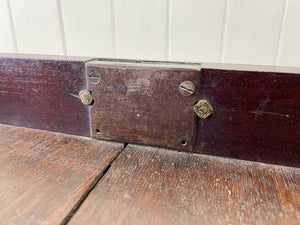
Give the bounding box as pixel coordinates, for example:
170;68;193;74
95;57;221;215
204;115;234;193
86;60;201;151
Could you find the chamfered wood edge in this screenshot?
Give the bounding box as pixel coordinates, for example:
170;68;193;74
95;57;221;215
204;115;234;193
2;53;300;74
90;57;300;74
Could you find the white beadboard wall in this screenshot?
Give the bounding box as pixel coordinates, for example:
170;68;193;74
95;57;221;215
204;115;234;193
0;0;300;66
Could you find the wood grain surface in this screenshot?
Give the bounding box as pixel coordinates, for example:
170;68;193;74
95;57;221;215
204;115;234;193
70;144;300;225
0;53;93;137
196;66;300;167
0;124;123;225
87;61;201;151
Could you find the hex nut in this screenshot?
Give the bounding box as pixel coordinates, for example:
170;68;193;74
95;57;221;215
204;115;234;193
193;100;213;119
79;89;93;105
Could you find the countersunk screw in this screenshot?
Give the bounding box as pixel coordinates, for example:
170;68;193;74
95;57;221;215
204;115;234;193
79;89;93;105
194;100;213;119
179;81;195;96
88;70;100;84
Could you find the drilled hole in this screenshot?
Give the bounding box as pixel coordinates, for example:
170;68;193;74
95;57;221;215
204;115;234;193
95;129;100;134
181;140;187;146
89;99;95;106
89;70;100;84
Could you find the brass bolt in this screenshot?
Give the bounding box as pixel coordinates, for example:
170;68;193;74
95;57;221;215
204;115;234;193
194;100;213;119
79;89;93;105
179;81;195;96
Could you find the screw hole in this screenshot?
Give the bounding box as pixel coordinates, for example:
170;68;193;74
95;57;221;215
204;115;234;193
89;99;95;106
95;129;100;134
181;140;187;146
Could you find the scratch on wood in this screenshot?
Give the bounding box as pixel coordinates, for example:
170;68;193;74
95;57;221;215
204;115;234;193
68;93;80;99
250;111;290;118
253;97;270;119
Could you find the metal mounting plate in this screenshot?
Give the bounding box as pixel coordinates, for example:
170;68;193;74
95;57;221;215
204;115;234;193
87;61;201;151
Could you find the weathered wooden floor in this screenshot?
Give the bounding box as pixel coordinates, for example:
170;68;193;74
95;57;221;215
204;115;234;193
0;124;299;225
0;124;123;225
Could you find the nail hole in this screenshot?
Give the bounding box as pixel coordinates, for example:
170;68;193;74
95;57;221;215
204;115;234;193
89;70;100;84
181;140;187;146
95;129;100;134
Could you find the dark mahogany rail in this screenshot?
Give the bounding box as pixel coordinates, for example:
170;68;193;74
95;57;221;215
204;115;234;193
0;53;299;167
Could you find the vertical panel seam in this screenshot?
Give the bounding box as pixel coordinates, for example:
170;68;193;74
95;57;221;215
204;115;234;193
111;0;119;58
274;0;289;65
57;0;68;55
165;0;172;60
219;0;230;63
7;0;18;53
85;63;92;138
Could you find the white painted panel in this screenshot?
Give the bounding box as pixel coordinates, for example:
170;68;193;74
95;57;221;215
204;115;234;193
10;0;64;55
61;0;114;58
224;0;284;65
2;0;300;66
0;0;16;53
170;0;226;62
277;0;300;67
116;0;167;60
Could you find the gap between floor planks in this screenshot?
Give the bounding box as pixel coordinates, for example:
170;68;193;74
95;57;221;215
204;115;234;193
60;143;128;225
0;124;125;225
68;144;300;225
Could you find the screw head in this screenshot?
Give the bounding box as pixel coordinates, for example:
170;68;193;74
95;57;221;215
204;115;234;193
194;100;213;119
79;89;93;105
88;70;100;84
179;81;195;96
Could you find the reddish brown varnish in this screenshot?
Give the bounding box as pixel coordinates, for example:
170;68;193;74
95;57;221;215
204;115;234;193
196;67;300;167
0;54;92;136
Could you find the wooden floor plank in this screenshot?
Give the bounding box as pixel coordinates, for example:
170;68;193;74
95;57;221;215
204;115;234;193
0;124;123;225
70;144;300;225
